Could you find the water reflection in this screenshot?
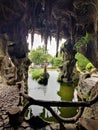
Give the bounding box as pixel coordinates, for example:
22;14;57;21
57;83;74;101
57;83;77;118
28;70;60;101
28;70;78;121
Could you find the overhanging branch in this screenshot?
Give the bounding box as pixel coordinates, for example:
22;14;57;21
20;92;98;108
20;92;98;123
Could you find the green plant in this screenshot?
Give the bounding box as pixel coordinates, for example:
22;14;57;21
31;69;43;80
74;32;91;51
75;53;90;71
57;72;62;83
28;46;53;65
53;56;62;68
31;68;49;85
86;63;94;72
83;94;90;101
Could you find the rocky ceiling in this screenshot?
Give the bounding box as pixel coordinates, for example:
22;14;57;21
0;0;98;58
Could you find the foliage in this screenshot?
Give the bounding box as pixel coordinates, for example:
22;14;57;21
74;32;91;51
57;72;62;83
75;53;90;71
28;46;53;64
52;55;62;67
30;68;49;85
83;93;90;101
28;45;63;69
86;63;94;72
31;69;43;80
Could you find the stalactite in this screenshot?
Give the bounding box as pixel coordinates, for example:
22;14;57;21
49;34;52;45
44;30;48;52
29;1;36;49
56;20;60;57
43;0;50;52
44;0;53;46
0;0;97;65
40;29;44;43
31;29;34;48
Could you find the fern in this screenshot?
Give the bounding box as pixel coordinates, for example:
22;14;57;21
74;32;91;51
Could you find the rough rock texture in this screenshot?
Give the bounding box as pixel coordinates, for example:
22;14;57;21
0;84;19;130
78;72;98;119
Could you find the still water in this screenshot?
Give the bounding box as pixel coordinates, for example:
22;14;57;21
28;70;78;121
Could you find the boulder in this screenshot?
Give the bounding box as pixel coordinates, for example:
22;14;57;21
78;72;98;119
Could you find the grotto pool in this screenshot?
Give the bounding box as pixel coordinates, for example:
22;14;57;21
28;70;78;121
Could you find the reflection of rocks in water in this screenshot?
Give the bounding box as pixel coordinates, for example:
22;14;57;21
40;107;59;122
38;78;48;86
57;83;74;101
57;83;77;118
38;65;50;86
26;115;50;129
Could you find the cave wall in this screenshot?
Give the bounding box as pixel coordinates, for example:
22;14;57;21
0;0;98;83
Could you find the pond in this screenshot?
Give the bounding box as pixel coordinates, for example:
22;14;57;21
28;70;78;122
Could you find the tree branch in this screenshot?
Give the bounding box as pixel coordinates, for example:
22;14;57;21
19;92;98;123
46;107;84;123
20;92;98;108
